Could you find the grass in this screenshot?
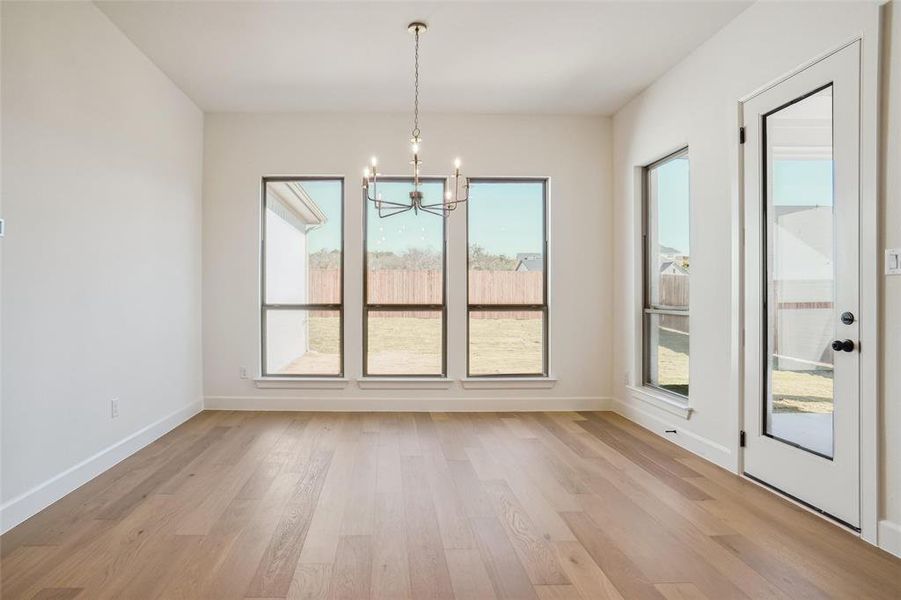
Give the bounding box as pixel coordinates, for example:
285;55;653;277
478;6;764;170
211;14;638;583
655;328;832;414
280;315;542;375
283;317;834;415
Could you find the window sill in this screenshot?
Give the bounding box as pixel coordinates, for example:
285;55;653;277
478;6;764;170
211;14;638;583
357;377;454;390
254;377;350;390
461;377;557;390
627;385;692;419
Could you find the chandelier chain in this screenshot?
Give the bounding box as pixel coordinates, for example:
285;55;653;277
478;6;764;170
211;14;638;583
412;26;420;140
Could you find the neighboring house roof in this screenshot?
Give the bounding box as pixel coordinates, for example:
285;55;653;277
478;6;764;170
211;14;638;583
660;260;689;275
516;257;544;272
267;181;327;229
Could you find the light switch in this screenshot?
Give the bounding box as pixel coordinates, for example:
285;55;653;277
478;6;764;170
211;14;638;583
887;249;901;275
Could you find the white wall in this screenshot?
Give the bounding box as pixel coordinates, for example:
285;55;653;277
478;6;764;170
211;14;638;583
611;1;892;550
879;0;901;556
203;113;612;410
0;2;204;531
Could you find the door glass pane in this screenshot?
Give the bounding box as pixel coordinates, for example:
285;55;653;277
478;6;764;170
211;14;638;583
645;313;689;396
366;180;444;304
265;309;341;375
469;310;544;375
764;85;834;458
366;310;443;375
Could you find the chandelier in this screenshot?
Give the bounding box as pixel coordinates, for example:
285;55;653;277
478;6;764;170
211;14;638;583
362;21;469;218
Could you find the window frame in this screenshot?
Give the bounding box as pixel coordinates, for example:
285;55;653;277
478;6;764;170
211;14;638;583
642;148;690;400
260;175;345;378
362;176;448;378
466;177;550;378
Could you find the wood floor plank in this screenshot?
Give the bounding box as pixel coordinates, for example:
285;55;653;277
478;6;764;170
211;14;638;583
340;432;379;536
424;451;477;549
577;490;747;599
445;548;498;600
199;471;304;599
96;426;229;521
560;511;665;600
2;411;898;600
481;480;570;585
654;583;710;600
288;563;333;600
534;584;584;600
298;440;356;564
400;455;455;600
30;588;84;600
552;541;625;600
471;515;539;600
710;534;829;600
245;450;334;598
328;535;373;600
370;492;412;599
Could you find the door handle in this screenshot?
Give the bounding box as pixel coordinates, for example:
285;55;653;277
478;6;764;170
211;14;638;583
831;339;856;353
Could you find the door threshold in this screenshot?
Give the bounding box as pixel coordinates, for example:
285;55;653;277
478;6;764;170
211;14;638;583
742;471;861;533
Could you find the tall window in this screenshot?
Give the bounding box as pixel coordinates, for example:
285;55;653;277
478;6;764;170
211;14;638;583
643;149;690;397
467;179;548;377
261;177;343;377
364;178;446;376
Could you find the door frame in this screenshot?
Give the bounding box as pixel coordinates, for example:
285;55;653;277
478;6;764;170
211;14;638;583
732;35;881;544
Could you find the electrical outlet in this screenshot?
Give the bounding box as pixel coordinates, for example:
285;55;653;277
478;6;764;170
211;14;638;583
240;366;249;379
623;371;630;385
111;398;119;419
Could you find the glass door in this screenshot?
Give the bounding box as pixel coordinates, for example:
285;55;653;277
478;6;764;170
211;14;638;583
742;42;860;528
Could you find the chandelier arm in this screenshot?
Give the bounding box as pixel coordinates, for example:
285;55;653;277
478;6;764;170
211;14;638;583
367;195;412;208
377;205;414;219
418;205;450;217
421;199;464;209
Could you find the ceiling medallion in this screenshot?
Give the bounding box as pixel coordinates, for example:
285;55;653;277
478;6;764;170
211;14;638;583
362;21;469;218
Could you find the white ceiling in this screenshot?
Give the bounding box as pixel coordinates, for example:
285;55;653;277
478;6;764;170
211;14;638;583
96;1;750;115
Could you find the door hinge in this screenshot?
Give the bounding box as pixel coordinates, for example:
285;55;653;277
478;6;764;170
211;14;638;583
739;430;746;447
739;127;746;144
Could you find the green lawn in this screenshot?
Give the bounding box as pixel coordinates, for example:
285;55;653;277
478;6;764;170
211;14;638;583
280;315;542;375
283;317;833;414
656;328;832;414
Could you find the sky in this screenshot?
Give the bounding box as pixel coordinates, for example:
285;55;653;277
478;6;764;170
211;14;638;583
773;160;833;207
653;156;832;257
299;158;831;260
302;179;545;258
302;179;343;254
468;181;544;258
654;157;690;255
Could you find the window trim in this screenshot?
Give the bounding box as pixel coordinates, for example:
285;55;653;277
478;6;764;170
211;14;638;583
642;148;690;400
465;177;550;378
362;176;448;378
260;175;345;378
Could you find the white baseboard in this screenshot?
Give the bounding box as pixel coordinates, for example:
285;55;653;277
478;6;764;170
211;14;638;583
204;395;611;413
608;396;735;472
0;400;203;534
878;519;901;558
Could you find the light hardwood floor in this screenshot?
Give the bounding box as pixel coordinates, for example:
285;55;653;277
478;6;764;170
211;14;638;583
1;411;899;599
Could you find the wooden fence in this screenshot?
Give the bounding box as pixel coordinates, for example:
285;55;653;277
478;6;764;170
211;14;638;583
309;269;543;318
310;270;690;321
